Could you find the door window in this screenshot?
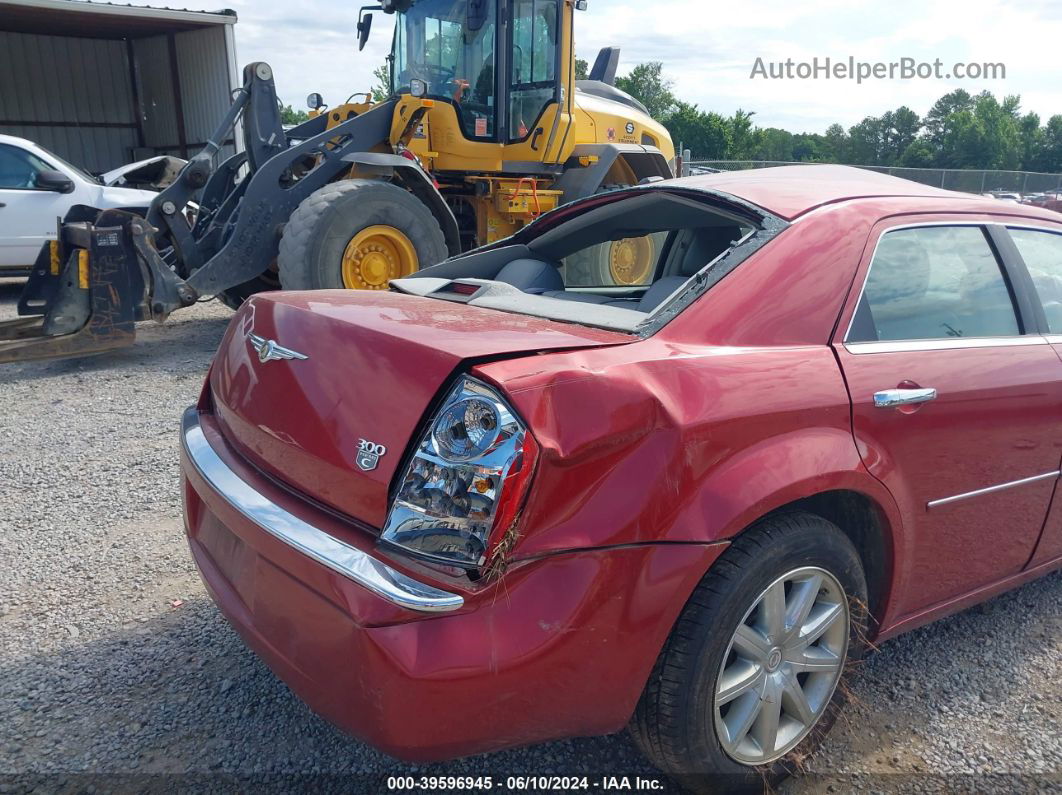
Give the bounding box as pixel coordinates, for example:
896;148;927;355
509;0;559;142
394;0;497;140
847;226;1020;343
0;144;50;189
1008;228;1062;333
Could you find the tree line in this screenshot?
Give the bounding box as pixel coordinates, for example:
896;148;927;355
596;61;1062;174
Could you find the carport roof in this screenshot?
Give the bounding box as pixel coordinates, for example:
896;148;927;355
0;0;236;38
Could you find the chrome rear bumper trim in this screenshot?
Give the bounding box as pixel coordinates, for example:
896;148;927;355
181;408;464;614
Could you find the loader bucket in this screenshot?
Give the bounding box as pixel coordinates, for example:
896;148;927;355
0;213;148;364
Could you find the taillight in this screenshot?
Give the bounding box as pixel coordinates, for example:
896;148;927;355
380;376;538;570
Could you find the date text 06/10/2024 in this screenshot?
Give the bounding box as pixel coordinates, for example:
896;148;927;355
385;776;668;791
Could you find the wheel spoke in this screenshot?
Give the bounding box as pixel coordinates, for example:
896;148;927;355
721;691;761;747
780;670;817;726
786;645;842;673
797;600;845;647
784;573;822;638
717;659;764;706
732;623;772;664
750;677;782;756
758;581;787;641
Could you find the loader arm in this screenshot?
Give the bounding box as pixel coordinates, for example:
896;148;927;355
186;98;398;296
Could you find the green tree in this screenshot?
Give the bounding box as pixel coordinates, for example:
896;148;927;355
923;89;974;148
823;123;848;162
615;62;676;119
935;95;1021;171
792;132;830;162
575;58;589;80
1019;111;1043;170
727;109;757;159
899;139;937;168
371;61;392;103
753;127;794;161
847;116;883;165
1039;115;1062;172
663;102;730;159
280;104;309;126
880;106;921;165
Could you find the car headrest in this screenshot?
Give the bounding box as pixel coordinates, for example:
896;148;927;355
494;258;565;294
638;276;688;312
679;226;744;277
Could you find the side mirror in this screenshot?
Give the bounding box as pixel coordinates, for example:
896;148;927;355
357;12;373;51
307;92;325;110
35;169;74;194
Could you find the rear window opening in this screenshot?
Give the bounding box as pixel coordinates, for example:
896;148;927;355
392;189;779;334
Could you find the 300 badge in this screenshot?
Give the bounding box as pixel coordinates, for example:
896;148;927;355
356;439;387;472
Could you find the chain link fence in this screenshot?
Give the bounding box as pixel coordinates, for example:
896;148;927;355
685;160;1062;196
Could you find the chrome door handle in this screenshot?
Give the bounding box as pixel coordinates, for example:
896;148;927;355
874;388;938;408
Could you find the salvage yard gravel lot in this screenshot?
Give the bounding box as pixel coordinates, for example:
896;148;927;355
0;278;1059;793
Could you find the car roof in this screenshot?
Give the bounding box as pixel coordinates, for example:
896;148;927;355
669;164;1056;222
0;133;32;147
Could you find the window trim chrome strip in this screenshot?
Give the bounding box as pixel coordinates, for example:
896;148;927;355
181;409;465;614
927;471;1060;510
845;336;1048;355
841;220;1038;348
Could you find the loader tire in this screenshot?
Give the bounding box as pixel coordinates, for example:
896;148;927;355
278;179;448;291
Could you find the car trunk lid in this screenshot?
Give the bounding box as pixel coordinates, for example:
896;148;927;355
209;290;631;528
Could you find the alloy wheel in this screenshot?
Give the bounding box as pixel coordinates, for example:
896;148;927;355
713;566;849;765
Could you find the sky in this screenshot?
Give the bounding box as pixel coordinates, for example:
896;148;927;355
152;0;1062;133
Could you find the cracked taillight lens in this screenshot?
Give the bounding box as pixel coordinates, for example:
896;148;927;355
381;376;538;569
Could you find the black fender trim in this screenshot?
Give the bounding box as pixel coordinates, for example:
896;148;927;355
342;152;462;257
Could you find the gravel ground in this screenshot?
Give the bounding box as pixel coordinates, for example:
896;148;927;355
0;278;1060;793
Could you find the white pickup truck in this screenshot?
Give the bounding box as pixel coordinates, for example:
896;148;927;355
0;134;172;274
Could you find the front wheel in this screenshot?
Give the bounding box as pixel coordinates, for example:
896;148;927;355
278;179;448;291
630;512;869;789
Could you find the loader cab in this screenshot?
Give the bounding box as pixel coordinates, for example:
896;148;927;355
387;0;571;168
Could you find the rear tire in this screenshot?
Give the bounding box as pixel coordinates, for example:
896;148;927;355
630;511;869;791
278;179;448;291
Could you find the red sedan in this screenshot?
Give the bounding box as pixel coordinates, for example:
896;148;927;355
181;165;1062;786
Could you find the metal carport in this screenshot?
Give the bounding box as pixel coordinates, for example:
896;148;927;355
0;0;239;173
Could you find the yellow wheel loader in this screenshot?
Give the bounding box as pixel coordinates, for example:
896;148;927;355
0;0;674;363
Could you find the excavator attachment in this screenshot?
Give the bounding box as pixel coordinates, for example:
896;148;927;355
0;211;150;363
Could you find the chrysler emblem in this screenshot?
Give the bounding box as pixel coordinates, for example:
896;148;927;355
356;439;387;472
247;333;308;364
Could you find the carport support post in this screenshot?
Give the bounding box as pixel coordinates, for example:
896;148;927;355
125;38;146;150
166;32;189;159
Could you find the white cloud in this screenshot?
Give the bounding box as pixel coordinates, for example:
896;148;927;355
128;0;1061;132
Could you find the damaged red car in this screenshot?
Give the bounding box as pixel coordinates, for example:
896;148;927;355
181;165;1062;785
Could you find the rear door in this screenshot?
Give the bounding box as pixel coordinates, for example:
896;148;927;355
1004;223;1062;566
834;220;1062;618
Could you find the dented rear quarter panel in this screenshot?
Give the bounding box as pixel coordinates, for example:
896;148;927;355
476;204;902;566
